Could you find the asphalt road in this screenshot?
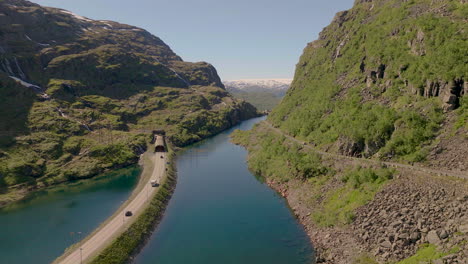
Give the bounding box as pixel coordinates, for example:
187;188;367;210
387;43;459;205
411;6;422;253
56;152;167;264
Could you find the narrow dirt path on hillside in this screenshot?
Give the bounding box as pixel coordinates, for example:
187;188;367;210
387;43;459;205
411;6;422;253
263;121;468;180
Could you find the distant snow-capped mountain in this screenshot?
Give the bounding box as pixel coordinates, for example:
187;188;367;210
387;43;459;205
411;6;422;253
224;79;292;97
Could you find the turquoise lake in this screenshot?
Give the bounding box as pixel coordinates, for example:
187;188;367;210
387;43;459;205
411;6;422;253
0;167;140;264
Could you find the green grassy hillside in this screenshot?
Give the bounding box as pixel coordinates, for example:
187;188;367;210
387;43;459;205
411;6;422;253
231;91;282;111
269;0;466;163
0;0;257;200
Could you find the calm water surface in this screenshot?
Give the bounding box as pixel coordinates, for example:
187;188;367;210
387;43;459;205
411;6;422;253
135;116;314;264
0;166;140;264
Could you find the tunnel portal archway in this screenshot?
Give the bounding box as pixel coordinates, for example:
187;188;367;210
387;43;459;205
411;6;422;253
155;145;166;152
154;135;167;153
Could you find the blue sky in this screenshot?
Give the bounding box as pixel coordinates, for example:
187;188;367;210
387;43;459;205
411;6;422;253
31;0;354;80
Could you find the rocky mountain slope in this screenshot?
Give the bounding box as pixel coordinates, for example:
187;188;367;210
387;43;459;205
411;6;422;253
0;0;258;205
270;0;466;165
232;0;467;263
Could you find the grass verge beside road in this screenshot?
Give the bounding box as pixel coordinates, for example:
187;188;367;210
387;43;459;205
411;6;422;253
90;150;177;264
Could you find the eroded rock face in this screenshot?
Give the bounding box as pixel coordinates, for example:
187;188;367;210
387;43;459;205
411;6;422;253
381;66;464;112
337;135;385;158
408;29;426;56
441;79;464;111
424;80;441;97
338;136;365;157
415;78;465;111
364;64;387;88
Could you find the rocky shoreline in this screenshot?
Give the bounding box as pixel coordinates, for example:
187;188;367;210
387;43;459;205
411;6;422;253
265;169;468;264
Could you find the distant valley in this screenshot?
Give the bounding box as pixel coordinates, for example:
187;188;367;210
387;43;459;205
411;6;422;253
224;79;292;111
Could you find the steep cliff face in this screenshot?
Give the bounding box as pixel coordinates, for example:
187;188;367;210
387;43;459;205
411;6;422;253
269;0;466;167
0;0;258;201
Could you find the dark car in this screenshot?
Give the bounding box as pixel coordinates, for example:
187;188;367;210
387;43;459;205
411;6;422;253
125;211;133;217
160;155;164;159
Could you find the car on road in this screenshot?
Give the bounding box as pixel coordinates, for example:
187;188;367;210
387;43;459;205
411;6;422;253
125;211;133;217
150;179;159;187
160;155;164;159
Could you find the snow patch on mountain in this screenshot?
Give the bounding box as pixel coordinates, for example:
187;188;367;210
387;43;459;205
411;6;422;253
224;79;292;90
224;79;292;97
60;10;92;22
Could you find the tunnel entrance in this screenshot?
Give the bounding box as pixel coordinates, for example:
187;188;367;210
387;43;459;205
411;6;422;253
155;145;166;152
153;134;167;153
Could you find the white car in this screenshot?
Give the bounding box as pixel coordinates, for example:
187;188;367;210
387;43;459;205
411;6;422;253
150;179;159;187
